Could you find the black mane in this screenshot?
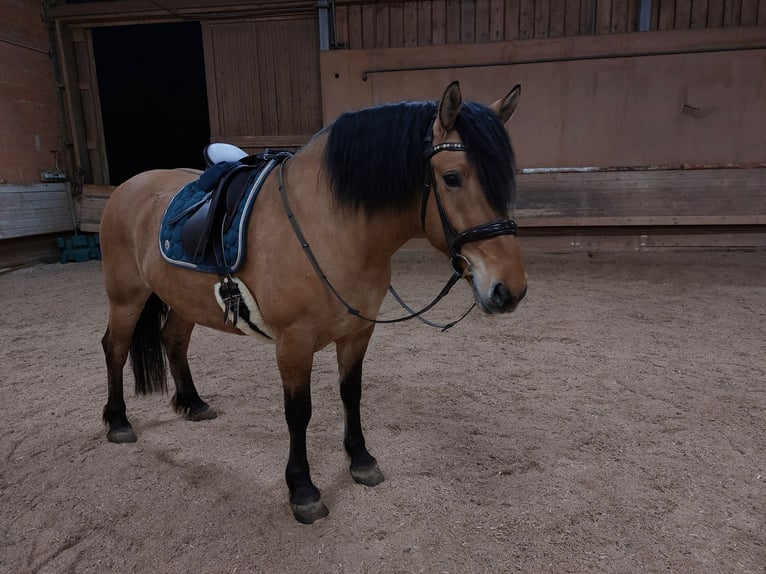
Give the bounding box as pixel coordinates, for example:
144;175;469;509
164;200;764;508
323;100;516;217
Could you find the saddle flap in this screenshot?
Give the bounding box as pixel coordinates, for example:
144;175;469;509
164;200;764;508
181;199;213;259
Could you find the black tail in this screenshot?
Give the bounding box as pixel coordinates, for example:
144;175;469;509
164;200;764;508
130;293;169;395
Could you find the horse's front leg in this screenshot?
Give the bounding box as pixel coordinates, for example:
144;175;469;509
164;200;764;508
336;327;385;487
276;332;328;524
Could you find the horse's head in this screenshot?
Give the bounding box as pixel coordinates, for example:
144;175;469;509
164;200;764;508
422;81;527;314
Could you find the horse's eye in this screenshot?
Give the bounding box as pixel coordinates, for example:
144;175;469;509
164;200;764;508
443;172;462;188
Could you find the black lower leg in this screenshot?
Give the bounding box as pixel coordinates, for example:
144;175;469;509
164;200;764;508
284;385;327;523
169;362;215;420
340;361;384;486
102;328;136;443
162;314;216;421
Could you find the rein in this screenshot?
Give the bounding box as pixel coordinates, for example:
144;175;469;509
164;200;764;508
277;128;519;331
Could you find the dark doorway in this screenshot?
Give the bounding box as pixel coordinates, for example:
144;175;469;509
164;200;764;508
92;22;210;185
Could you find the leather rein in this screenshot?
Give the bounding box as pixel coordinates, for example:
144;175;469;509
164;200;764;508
277;128;519;330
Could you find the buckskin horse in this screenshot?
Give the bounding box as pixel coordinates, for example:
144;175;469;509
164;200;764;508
99;81;527;523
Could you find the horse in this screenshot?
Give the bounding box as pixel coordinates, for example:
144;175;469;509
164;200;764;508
99;81;527;524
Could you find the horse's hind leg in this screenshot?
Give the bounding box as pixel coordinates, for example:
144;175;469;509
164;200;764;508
336;327;385;487
161;310;217;421
102;301;146;443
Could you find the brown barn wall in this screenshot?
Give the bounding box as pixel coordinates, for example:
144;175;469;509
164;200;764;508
321;27;766;169
333;0;766;49
0;0;64;184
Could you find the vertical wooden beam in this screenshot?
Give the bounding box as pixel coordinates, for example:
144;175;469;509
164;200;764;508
54;21;93;183
534;0;551;37
375;3;390;48
433;0;448;44
476;0;491;41
461;0;476;42
446;0;462;43
418;1;433;45
404;2;418;46
505;0;521;39
565;0;582;35
520;0;535;38
674;0;693;28
490;0;505;41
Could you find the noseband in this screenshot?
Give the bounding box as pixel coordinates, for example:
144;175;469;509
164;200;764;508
421;129;519;275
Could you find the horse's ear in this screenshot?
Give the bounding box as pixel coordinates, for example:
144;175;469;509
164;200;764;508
435;81;462;137
491;84;521;123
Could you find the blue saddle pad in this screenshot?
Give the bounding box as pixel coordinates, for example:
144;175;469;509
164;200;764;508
159;159;279;274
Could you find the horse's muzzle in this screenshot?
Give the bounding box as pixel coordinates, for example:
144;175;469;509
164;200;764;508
474;279;527;314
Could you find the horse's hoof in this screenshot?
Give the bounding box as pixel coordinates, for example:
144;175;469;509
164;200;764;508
187;405;218;421
351;464;385;487
290;500;329;524
107;426;137;443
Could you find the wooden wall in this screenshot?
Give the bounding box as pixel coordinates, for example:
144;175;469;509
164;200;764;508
651;0;766;29
333;0;766;49
202;16;323;153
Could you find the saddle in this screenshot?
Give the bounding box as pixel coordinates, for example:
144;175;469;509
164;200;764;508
167;143;288;272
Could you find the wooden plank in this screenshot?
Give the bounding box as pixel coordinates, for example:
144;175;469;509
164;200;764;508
333;5;349;47
418;1;433;45
347;4;363;49
550;0;567;37
690;0;709;28
446;0;462;43
490;0;505;41
461;0;476;42
534;0;551;38
0;184;74;239
404;2;418;47
740;0;759;24
626;0;639;31
580;0;596;34
475;0;491;42
611;0;629;32
375;2;390;48
759;0;766;25
213;135;310;148
723;0;740;26
201;24;220;139
514;228;766;252
704;0;725;28
674;0;693;28
519;0;535;38
77;184;116;232
658;0;676;29
362;3;376;49
565;0;582;35
513;169;766;226
505;0;521;39
389;1;404;47
432;0;447;44
596;0;612;33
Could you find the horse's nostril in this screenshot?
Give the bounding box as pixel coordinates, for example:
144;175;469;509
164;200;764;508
491;282;512;309
490;282;526;311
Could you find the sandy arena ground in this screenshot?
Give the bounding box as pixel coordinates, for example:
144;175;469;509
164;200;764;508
0;248;764;573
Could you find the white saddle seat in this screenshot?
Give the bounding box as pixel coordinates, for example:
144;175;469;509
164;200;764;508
204;142;248;166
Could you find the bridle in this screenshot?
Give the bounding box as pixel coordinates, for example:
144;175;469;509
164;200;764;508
277;125;519;330
421;125;519;276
